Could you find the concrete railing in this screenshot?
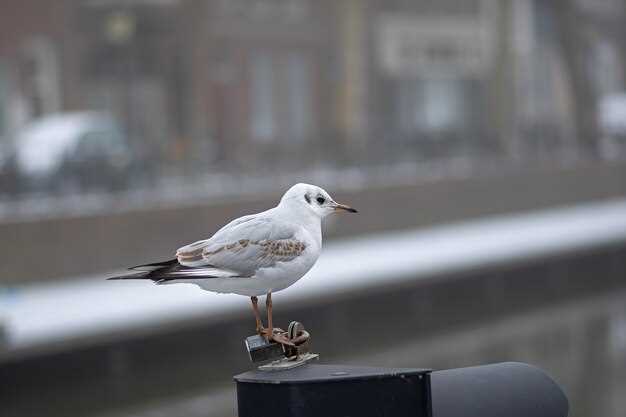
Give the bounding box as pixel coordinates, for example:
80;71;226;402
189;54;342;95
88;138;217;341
2;160;626;284
2;197;626;360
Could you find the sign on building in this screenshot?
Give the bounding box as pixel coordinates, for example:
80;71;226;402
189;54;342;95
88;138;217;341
376;13;494;79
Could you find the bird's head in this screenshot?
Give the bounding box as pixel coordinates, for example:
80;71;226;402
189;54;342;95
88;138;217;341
279;183;358;219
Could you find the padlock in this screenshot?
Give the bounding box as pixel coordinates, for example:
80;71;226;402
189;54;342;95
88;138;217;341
244;334;284;363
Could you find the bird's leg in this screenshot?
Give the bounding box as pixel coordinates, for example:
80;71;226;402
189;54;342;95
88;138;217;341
265;292;273;341
264;293;296;347
250;296;265;335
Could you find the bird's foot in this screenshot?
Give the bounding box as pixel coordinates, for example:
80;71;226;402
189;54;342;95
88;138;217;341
258;326;271;340
259;327;295;346
271;330;296;347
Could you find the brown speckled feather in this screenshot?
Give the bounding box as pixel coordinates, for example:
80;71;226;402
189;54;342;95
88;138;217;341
175;215;308;276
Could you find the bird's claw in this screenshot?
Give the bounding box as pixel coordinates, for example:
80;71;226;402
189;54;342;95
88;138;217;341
271;331;296;347
260;328;270;340
258;327;295;346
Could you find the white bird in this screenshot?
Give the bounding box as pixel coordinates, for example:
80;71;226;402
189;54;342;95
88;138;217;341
108;183;357;342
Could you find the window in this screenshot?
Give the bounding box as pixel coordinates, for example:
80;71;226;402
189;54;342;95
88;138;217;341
250;50;314;143
397;78;465;135
285;51;312;141
422;78;464;131
0;62;7;138
250;51;275;142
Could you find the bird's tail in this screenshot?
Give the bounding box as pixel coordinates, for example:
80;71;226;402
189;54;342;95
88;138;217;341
107;259;239;283
107;259;179;282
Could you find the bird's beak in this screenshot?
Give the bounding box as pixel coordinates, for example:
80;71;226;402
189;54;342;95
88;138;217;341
332;202;358;213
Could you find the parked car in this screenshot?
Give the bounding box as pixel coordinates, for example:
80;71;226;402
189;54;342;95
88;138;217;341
598;93;626;158
8;112;133;194
598;93;626;137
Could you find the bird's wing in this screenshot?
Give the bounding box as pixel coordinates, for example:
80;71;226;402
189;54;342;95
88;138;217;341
174;213;261;262
176;215;307;276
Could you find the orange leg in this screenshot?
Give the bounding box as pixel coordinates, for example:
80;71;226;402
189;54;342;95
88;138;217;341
250;296;264;335
266;292;273;341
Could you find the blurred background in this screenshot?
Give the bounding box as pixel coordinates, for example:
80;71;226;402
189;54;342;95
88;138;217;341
1;0;626;416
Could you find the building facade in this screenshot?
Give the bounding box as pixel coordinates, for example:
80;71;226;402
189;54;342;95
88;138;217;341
1;0;624;178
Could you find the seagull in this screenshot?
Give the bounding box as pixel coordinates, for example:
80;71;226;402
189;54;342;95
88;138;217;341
108;183;357;343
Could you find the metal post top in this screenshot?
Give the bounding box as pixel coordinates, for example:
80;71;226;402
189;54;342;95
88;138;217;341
234;364;431;385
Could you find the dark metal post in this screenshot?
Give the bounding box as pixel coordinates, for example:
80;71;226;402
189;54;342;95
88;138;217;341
431;362;569;417
235;364;432;417
234;362;568;417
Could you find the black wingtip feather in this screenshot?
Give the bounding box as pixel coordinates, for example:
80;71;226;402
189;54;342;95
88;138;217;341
107;272;150;280
107;259;227;283
128;259;179;271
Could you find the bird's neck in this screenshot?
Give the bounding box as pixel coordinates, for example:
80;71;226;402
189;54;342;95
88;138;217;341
275;204;322;245
303;216;322;247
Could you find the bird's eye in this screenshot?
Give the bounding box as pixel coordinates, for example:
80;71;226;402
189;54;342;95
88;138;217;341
316;196;326;205
304;194;311;204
